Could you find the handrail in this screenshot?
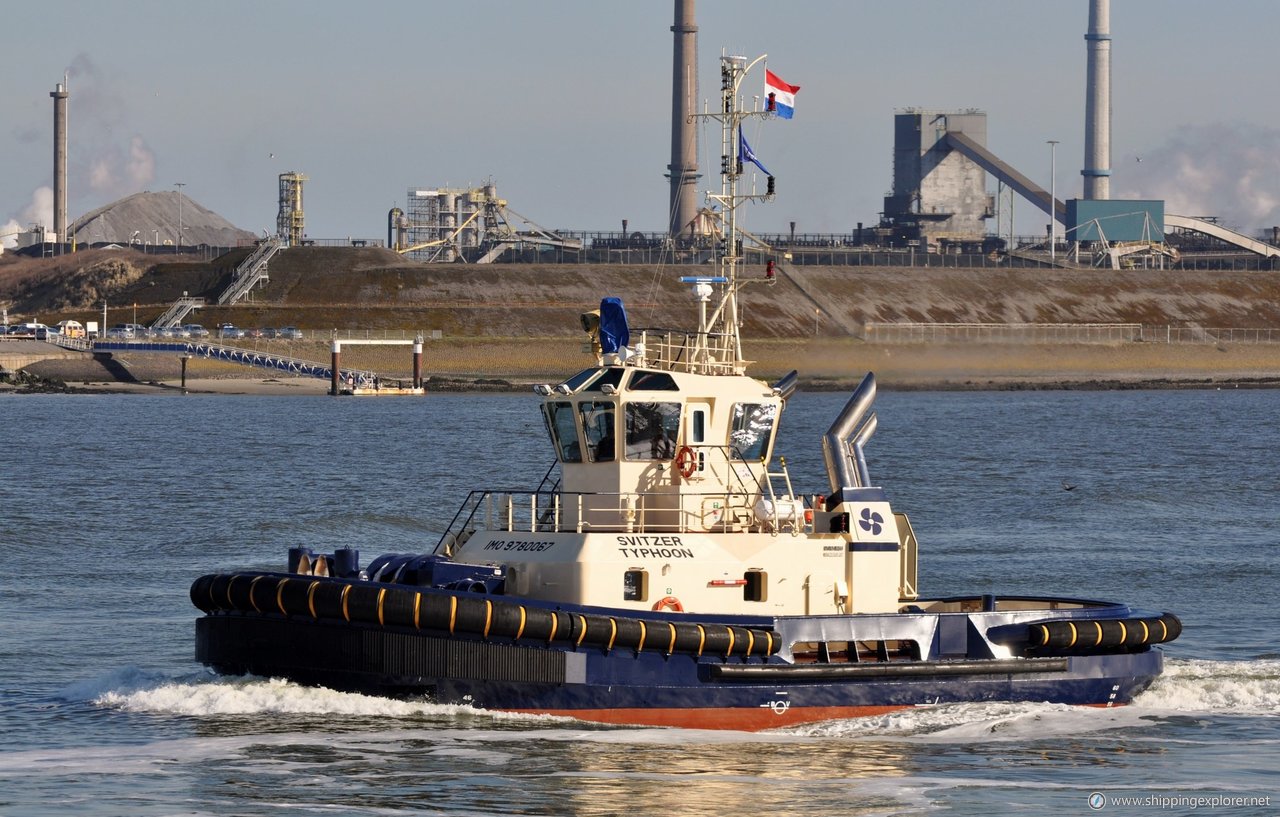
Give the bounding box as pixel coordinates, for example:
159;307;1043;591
90;339;376;382
217;237;283;305
434;477;808;545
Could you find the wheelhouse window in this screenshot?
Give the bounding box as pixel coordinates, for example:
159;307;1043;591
578;401;616;462
628;371;679;391
730;402;778;461
543;401;582;462
583;367;625;392
558;367;603;393
624;402;680;461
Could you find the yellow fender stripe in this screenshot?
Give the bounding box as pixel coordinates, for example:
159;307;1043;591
515;607;527;640
307;581;320;620
576;615;589;647
636;621;647;653
606;618;618;652
483;600;493;639
666;623;677;656
1157;618;1168;641
225;575;239;609
765;632;774;655
448;596;458;634
413;593;422;630
275;579;289;616
1138;620;1149;644
695;624;706;658
249;576;264;613
547;613;558;643
1092;620;1104;647
724;627;735;658
377;588;387;627
1036;625;1050;648
744;630;755;658
341;585;351;622
1116;620;1127;644
1066;621;1078;648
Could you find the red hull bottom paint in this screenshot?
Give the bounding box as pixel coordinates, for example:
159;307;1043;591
505;702;1133;731
503;705;915;731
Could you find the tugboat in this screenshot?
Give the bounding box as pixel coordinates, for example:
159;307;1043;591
191;54;1180;730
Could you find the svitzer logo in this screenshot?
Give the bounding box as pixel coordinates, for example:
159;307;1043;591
859;507;884;536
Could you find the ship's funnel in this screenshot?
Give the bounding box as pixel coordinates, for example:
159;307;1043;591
667;0;699;238
1083;0;1111;199
822;372;877;494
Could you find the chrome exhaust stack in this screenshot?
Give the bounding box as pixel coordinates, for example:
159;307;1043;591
771;369;799;401
822;372;877;494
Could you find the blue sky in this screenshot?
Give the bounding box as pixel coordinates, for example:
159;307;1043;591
5;0;1280;244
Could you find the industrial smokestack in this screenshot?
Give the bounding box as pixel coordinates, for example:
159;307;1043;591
1082;0;1111;200
50;78;69;248
667;0;699;239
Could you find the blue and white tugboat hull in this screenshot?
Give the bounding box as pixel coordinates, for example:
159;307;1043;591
192;571;1178;730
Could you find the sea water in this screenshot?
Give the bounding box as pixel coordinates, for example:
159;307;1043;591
0;388;1276;816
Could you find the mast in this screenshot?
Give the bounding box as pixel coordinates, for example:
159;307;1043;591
688;54;775;374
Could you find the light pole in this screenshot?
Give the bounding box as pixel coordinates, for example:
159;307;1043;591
175;182;186;250
1047;140;1059;263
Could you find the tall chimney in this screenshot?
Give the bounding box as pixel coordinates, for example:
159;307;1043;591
1082;0;1110;200
51;78;70;247
667;0;699;239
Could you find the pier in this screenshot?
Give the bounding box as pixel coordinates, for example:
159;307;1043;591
1;335;424;396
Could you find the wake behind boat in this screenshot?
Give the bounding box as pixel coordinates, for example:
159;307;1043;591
190;54;1180;730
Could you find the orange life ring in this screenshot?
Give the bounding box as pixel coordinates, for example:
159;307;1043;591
674;445;697;479
652;595;684;613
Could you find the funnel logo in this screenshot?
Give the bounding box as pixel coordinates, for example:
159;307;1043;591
858;507;884;536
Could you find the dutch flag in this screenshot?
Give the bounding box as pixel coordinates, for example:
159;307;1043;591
764;69;800;119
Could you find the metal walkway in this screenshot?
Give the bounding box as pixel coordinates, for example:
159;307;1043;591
944;131;1066;223
1164;214;1280;259
152;296;206;329
92;339;375;382
218;237;283;305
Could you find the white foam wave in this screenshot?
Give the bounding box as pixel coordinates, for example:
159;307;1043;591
61;657;1279;745
784;658;1280;741
784;700;1141;743
1132;657;1280;716
65;667;546;723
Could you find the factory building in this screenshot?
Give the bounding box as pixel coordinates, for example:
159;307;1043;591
400;184;501;262
881;109;995;252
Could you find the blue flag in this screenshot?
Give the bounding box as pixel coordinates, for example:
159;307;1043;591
738;127;771;176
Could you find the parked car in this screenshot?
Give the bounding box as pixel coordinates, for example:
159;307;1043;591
244;327;264;339
217;323;245;339
261;327;279;339
8;322;47;338
183;324;210;338
34;324;60;340
279;326;304;340
106;324;135;339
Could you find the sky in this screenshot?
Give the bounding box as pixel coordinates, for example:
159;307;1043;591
5;0;1280;246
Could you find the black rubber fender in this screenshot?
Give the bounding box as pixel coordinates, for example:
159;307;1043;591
190;572;781;658
1022;612;1182;653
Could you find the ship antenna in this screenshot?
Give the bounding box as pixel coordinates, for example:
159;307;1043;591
687;53;777;374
